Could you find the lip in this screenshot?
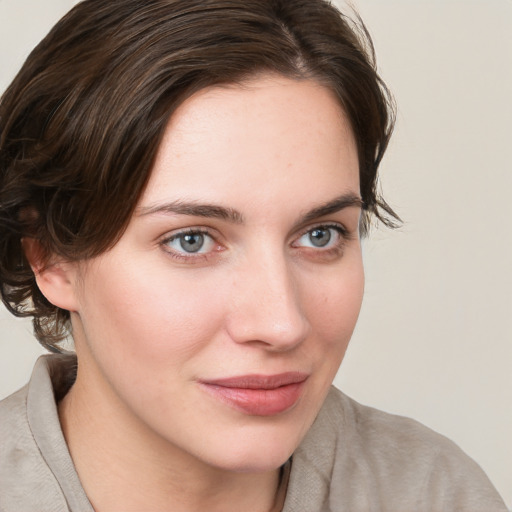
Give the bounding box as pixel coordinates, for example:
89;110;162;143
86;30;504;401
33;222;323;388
199;372;308;416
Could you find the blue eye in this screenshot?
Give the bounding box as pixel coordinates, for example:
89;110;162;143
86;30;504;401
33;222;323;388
295;225;345;249
308;227;332;247
164;230;215;254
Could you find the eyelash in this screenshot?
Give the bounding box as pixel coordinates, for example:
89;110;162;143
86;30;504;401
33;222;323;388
298;223;350;242
160;228;219;262
159;223;352;263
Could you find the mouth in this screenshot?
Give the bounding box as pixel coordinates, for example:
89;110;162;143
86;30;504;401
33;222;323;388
198;372;308;416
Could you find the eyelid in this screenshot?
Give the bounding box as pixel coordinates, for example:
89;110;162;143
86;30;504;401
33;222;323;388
157;220;355;264
289;222;355;262
160;227;209;244
292;222;352;244
159;226;225;261
159;224;223;244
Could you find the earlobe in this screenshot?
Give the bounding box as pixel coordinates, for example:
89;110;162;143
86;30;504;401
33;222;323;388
22;238;80;312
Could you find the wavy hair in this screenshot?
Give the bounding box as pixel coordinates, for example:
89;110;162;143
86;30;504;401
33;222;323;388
0;0;398;351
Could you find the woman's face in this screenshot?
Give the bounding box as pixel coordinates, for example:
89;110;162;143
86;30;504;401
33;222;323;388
69;75;364;472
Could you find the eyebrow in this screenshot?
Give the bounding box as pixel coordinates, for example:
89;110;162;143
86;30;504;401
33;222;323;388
137;200;244;223
137;192;363;225
297;193;364;225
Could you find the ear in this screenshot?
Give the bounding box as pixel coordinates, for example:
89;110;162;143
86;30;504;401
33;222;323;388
22;238;80;312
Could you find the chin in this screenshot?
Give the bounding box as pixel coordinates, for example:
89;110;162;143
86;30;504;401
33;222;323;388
198;422;307;474
213;447;294;474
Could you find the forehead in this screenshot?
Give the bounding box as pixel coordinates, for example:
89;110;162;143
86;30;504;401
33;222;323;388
141;75;359;213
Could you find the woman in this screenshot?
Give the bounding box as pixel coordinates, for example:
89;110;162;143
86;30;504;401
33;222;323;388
0;1;507;511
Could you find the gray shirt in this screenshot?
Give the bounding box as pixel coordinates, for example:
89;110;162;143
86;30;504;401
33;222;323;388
0;355;507;511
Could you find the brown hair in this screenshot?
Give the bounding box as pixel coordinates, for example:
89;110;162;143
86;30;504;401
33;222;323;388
0;0;398;351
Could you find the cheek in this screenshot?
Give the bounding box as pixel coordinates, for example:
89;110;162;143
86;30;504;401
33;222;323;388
308;259;364;335
77;260;227;364
293;257;364;424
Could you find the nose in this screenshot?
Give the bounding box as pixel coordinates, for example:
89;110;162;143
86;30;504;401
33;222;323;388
225;249;310;352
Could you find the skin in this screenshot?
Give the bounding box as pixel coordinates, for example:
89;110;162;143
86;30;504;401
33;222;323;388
39;75;364;512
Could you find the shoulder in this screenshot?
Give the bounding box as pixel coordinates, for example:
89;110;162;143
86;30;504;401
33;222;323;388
322;386;464;465
0;359;73;512
0;385;36;474
284;387;508;512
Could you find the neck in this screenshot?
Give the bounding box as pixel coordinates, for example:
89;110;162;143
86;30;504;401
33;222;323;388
58;360;283;512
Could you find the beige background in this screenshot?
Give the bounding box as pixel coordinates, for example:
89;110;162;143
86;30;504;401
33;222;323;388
0;0;510;507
